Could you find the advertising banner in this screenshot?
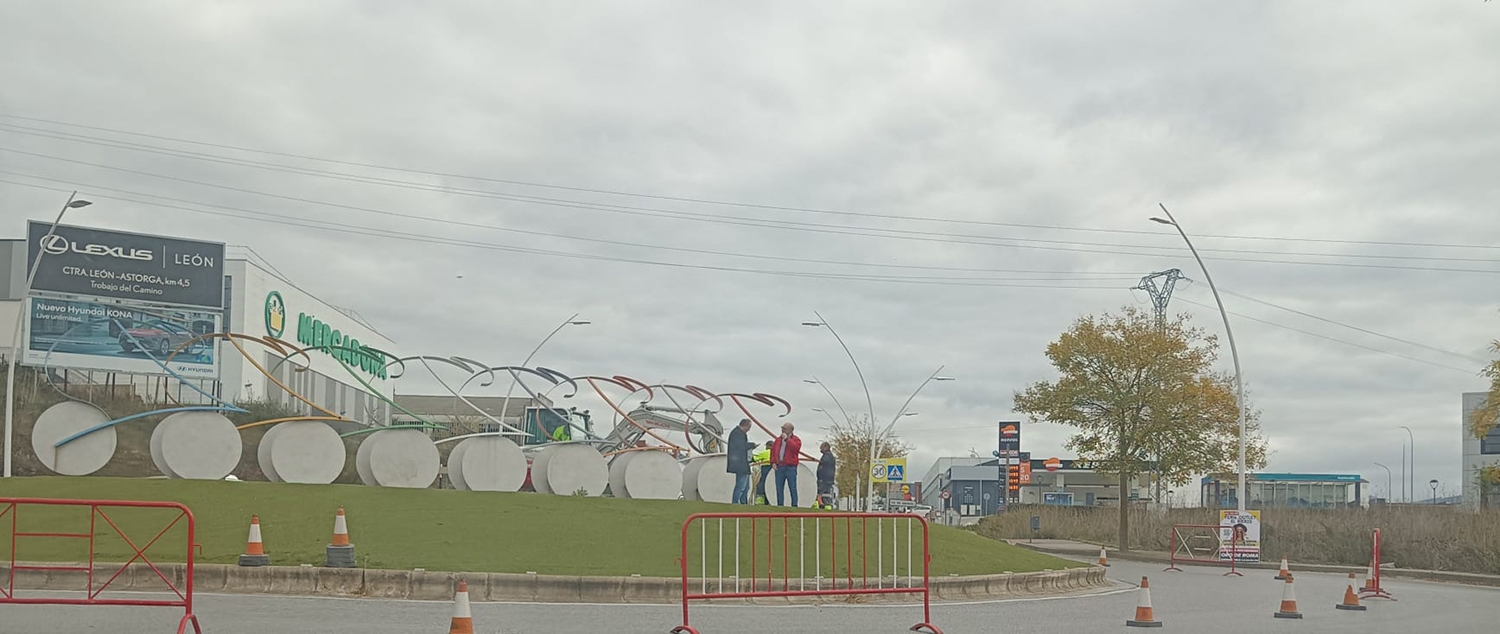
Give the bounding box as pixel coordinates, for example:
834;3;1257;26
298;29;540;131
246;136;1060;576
27;221;226;309
22;296;220;378
1218;510;1262;563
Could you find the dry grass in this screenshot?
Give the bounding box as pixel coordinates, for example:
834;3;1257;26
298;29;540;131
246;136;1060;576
976;505;1500;575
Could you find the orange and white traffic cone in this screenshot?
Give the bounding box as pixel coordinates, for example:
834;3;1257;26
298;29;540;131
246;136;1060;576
237;515;270;567
1125;576;1162;628
448;579;474;634
332;508;350;546
1336;572;1367;611
325;507;356;568
1360;564;1376;592
1273;556;1290;580
1274;575;1303;619
1098;546;1110;567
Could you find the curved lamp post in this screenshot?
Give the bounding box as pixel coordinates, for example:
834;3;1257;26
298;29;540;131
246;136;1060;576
802;313;877;509
1399;425;1415;504
1373;462;1393;502
1152;205;1247;515
496;313;589;439
5;193;92;478
804;377;853;426
809;407;840;428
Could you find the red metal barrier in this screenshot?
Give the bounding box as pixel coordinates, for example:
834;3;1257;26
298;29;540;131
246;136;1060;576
1359;528;1395;601
0;497;201;633
671;512;941;634
1164;523;1224;572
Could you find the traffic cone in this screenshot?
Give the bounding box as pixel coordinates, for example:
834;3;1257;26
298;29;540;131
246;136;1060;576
1273;575;1303;619
1098;546;1110;567
332;508;350;546
1360;564;1375;592
1273;556;1290;580
237;515;270;567
448;580;474;634
1125;576;1162;627
325;507;356;568
1336;572;1367;611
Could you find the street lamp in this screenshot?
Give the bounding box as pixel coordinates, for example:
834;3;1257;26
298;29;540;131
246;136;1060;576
804;377;853;427
1151;206;1247;515
496;313;589;436
809;407;840;427
1399;426;1415;504
5;193;93;478
869;367;954;509
1429;479;1439;504
1373;462;1393;502
802;314;876;509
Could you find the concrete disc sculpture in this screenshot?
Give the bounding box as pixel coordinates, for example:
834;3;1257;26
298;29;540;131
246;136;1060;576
150;411;242;480
448;436;526;492
617;450;683;500
260;421;345;485
364;428;440;489
529;448;555;495
607;451;638;497
681;455;734;503
257;423;287;483
31;401;116;476
534;443;608;497
795;463;817;508
447;438;474;491
354;428;382;486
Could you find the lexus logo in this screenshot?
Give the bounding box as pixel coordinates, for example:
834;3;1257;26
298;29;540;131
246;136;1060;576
39;235;153;262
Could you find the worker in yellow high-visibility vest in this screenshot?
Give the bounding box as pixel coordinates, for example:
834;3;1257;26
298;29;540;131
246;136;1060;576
751;441;773;505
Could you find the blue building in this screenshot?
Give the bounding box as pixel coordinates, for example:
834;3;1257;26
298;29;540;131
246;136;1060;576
1201;473;1365;510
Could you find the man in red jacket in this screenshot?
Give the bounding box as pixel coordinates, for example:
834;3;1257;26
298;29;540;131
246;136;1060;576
771;422;803;507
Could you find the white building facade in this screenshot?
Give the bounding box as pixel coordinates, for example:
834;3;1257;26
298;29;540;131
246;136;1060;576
1462;391;1500;511
221;258;396;425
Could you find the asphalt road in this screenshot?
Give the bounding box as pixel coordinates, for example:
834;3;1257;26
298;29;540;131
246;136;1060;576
3;558;1496;633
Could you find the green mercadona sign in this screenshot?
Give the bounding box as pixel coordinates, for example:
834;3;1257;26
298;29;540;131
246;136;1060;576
265;291;387;380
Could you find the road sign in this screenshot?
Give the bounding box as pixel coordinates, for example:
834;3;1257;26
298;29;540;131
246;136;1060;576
871;458;906;483
940;490;951;500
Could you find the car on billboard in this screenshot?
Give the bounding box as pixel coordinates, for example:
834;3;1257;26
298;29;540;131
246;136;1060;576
118;320;203;357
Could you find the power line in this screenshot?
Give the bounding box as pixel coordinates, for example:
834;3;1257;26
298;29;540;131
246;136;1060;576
1175;297;1478;375
0;178;1130;290
0;170;1136;281
4;148;1498;275
1215;289;1487;364
3;113;1497;252
5;124;1500;265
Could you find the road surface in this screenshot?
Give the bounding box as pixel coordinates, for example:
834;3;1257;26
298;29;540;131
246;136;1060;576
3;557;1496;633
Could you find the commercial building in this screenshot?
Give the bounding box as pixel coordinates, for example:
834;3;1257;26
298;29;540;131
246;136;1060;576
920;455;1153;526
1200;473;1365;510
1462;392;1500;511
1;222;397;428
223;257;395;425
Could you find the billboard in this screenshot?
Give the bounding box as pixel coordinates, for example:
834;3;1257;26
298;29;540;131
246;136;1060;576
22;296;220;378
27;221;226;309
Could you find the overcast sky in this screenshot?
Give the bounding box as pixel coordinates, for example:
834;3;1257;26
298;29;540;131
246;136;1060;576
3;1;1497;502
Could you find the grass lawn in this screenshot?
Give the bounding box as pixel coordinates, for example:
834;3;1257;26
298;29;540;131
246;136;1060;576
0;477;1079;577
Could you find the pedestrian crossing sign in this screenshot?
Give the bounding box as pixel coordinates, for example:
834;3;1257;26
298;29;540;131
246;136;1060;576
870;458;907;483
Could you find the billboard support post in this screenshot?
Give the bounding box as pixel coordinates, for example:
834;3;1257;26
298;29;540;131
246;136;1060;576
5;192;90;479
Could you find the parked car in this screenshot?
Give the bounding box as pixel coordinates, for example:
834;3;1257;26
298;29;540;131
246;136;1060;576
119;321;200;357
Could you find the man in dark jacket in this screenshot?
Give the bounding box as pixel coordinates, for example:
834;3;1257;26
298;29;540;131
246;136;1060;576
816;442;836;509
725;419;753;505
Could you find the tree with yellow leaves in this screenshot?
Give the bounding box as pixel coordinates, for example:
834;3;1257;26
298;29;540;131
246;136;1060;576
1014;306;1267;551
823;414;910;508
